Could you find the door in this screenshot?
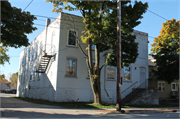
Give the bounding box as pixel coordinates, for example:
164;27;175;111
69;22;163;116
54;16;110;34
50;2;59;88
139;67;146;88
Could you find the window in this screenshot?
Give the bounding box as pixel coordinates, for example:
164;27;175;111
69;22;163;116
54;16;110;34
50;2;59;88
171;82;176;91
34;73;36;80
106;66;115;79
66;58;77;76
158;81;165;91
124;66;130;80
37;73;41;80
30;74;32;80
68;30;76;46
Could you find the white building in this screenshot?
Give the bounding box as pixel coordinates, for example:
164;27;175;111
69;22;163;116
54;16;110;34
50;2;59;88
17;12;148;104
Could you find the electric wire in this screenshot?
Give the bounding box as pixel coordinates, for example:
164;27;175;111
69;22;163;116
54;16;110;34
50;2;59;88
23;0;33;12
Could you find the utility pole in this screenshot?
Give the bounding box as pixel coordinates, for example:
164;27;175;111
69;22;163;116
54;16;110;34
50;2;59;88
116;0;121;111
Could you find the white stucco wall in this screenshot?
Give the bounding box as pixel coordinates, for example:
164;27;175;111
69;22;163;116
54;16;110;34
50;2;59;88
17;14;61;101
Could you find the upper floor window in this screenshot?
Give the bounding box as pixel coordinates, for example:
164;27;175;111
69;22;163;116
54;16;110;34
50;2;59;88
124;66;130;80
66;58;77;77
68;30;77;46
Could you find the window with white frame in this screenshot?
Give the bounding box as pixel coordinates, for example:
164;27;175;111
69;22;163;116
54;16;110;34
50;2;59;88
68;30;77;46
106;66;115;79
124;66;130;80
171;82;176;91
66;58;77;76
158;81;165;91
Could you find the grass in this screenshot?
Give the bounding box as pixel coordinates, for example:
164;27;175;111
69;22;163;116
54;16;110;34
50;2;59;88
11;96;119;108
11;96;178;108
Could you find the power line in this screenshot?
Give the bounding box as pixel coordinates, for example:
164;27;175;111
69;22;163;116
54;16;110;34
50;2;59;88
131;1;168;21
147;9;168;21
23;0;33;12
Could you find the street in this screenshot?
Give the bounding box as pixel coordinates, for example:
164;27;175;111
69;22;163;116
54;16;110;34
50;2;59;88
0;93;179;118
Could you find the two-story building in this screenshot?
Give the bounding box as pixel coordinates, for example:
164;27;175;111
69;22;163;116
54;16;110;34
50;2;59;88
17;12;149;104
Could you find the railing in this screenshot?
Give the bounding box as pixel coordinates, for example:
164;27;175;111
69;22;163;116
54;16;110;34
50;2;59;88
35;44;56;72
121;79;148;99
121;81;138;99
137;79;148;89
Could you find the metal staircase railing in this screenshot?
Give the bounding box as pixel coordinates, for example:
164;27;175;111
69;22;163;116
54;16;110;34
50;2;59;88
121;81;138;99
121;79;148;100
35;44;56;73
121;79;148;105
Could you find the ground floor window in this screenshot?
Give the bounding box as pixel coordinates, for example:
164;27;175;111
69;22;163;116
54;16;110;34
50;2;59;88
158;81;165;92
124;66;130;80
66;58;77;77
106;66;115;79
171;82;176;91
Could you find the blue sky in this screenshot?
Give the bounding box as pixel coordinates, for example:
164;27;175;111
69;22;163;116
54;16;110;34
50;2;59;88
1;0;179;80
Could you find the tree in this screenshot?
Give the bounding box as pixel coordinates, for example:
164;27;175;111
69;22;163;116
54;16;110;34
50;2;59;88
0;46;10;65
1;1;37;65
47;0;148;104
10;72;18;86
150;19;179;84
0;74;9;89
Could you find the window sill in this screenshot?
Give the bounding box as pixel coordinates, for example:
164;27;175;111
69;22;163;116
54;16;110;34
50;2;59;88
106;79;116;81
65;75;78;78
66;45;78;48
123;80;132;83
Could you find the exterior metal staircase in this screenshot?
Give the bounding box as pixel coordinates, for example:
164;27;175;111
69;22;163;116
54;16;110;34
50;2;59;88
36;55;54;73
35;44;55;73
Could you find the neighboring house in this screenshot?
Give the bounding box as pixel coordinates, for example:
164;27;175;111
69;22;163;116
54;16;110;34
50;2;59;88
148;56;179;101
17;12;148;104
1;82;10;91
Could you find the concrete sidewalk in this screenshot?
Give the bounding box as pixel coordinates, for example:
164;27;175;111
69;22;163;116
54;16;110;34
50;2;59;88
1;93;179;118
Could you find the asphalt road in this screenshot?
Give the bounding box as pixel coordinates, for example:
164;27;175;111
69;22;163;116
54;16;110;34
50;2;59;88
1;93;179;118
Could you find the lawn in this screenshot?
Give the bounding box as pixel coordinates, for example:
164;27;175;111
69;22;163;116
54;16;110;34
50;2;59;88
11;96;179;108
11;96;118;108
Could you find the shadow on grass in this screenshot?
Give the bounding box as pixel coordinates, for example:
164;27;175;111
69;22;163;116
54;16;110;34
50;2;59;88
11;96;122;109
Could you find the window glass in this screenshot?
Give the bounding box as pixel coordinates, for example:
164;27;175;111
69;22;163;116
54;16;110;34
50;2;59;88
107;66;115;79
158;81;165;91
68;31;76;45
172;83;176;91
66;58;77;76
124;66;130;80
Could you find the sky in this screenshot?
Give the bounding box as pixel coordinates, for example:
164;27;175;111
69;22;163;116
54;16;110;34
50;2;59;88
1;0;179;80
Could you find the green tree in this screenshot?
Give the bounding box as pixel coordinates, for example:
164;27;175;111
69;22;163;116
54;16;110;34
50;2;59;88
0;74;8;89
0;46;10;65
150;19;179;84
47;0;148;104
10;72;18;86
1;1;37;65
